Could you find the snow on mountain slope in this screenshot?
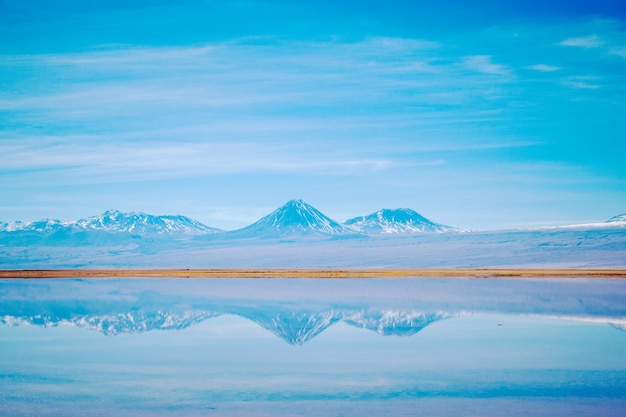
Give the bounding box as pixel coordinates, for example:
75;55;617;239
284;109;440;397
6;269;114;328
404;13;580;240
344;208;462;234
231;199;353;237
1;218;72;233
76;209;222;235
0;209;222;236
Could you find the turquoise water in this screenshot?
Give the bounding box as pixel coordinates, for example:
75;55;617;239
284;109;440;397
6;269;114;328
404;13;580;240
1;278;626;416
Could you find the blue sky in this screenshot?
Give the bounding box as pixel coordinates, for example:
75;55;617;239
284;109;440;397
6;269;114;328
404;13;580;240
1;1;625;230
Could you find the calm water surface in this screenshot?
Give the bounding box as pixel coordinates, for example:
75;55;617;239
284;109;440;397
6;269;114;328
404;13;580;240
1;277;626;416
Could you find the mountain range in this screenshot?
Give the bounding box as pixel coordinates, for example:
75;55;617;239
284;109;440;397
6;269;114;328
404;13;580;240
0;199;464;240
2;200;623;241
0;209;222;235
1;200;625;269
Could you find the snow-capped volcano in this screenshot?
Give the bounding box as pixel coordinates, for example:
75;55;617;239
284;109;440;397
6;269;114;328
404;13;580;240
232;199;352;237
344;208;461;234
76;209;222;235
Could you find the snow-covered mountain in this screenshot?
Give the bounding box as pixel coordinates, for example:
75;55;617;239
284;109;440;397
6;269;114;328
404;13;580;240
76;209;222;235
344;208;462;234
0;209;222;236
1;218;71;233
231;199;353;237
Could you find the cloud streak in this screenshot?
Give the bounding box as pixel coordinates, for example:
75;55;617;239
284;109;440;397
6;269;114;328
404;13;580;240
0;137;399;184
0;38;515;116
560;76;601;89
461;55;511;76
528;64;561;72
561;35;603;48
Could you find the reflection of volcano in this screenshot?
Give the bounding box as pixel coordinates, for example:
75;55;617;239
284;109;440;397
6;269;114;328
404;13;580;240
344;310;452;337
241;309;344;345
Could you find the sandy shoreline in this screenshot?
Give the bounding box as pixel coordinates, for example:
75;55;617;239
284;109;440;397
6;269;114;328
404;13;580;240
1;268;626;279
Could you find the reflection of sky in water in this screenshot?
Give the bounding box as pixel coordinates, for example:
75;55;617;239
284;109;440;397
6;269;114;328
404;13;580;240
1;278;626;416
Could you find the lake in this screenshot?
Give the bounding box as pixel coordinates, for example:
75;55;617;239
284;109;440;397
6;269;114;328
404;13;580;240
1;277;626;416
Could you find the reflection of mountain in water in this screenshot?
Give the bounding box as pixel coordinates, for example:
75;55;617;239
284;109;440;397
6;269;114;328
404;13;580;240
345;310;452;337
240;309;455;345
244;309;344;345
3;278;625;344
0;303;454;345
1;310;221;336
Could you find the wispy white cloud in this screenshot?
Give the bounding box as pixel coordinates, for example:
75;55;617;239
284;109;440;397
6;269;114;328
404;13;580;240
609;47;626;59
560;76;601;89
0;38;521;157
559;31;626;65
358;36;441;52
461;55;511;76
560;35;603;48
528;64;561;72
0;137;398;183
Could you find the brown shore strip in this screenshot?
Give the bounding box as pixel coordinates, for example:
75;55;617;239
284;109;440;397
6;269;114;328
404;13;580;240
1;268;626;279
